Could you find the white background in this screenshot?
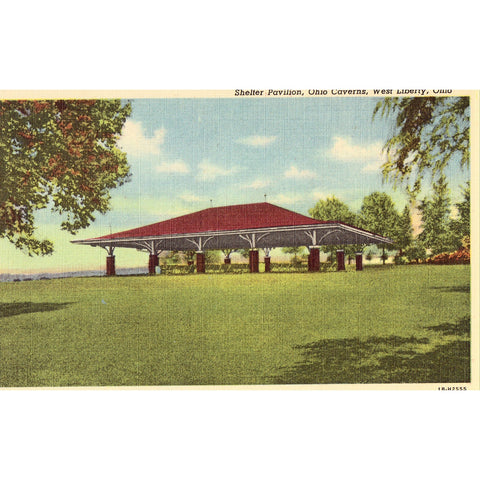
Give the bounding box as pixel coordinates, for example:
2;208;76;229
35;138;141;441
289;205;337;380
1;1;479;479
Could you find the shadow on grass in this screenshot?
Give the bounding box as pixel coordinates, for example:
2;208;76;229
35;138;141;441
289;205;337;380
0;302;74;318
272;317;470;384
424;316;470;336
430;285;470;294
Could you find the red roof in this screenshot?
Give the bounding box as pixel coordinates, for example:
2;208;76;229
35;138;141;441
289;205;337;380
94;202;326;240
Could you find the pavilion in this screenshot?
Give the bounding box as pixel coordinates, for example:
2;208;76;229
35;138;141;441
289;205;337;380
72;202;394;275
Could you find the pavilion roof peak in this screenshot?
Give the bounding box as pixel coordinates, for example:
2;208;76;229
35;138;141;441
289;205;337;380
87;201;325;241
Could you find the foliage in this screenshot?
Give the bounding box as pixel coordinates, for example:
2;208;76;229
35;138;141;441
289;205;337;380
405;240;427;264
0;99;131;255
163;250;181;265
221;248;236;259
394;255;407;265
238;248;251;259
205;250;221;264
417;175;460;255
359;192;399;264
281;246;307;264
394;205;413;254
309;195;362;259
426;248;470;265
380;252;390;263
426;232;470;265
270;262;337;273
170;249;222;265
373;96;470;196
155;261;339;275
160;263;250;275
449;182;470;240
184;250;196;265
309;195;357;225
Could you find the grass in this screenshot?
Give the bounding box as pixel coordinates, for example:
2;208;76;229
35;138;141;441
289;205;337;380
0;264;470;387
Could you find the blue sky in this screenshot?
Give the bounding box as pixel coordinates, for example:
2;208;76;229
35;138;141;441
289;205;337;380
2;96;470;273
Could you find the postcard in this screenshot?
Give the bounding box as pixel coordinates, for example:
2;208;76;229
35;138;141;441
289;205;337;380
0;89;477;389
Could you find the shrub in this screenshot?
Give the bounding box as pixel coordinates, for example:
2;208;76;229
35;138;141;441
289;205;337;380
207;264;250;274
427;248;470;265
270;263;307;273
405;241;427;264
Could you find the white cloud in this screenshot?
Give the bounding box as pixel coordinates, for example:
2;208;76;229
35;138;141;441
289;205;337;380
311;190;328;201
269;193;306;205
180;193;207;202
327;136;386;173
284;165;316;179
118;119;190;175
244;179;271;189
118;119;166;156
198;160;237;181
270;194;295;204
155;161;189;174
361;159;384;173
237;135;277;147
329;136;382;160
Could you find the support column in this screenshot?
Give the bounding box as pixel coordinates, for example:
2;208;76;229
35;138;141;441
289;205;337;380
196;251;205;273
308;247;320;272
249;249;259;273
106;255;116;276
356;252;363;271
336;250;345;271
148;254;159;274
263;248;272;273
264;256;271;273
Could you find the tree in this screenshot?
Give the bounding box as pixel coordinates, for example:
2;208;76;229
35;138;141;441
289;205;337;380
238;248;251;260
0;99;131;255
393;205;413;255
449;181;470;241
184;250;196;265
417;175;458;255
309;195;360;262
405;240;427;264
164;250;181;265
205;250;221;265
309;195;357;225
281;246;307;264
373;96;470;196
221;248;236;259
359;192;399;264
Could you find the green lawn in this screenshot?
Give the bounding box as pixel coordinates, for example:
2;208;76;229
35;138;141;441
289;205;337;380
0;265;470;387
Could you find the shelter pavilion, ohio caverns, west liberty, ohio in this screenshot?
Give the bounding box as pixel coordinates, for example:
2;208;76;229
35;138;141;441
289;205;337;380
72;202;393;275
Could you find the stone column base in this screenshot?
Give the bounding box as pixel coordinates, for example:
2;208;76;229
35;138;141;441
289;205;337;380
336;250;345;271
196;252;205;273
106;255;116;276
249;249;259;273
